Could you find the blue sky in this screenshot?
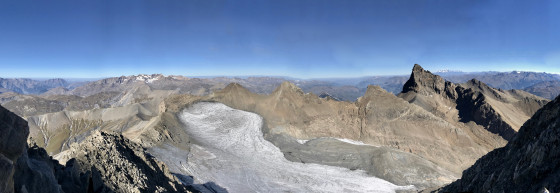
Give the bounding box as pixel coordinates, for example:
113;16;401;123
0;0;558;78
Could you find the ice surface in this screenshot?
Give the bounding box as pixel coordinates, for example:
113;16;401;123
154;102;415;193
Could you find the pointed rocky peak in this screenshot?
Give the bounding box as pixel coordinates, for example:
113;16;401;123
365;85;390;96
412;63;426;73
220;82;251;94
401;64;449;95
272;81;304;95
357;85;397;104
465;78;492;90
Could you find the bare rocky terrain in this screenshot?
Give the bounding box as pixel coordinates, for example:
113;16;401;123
0;64;556;192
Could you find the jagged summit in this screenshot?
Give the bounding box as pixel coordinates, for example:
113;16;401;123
273;81;304;95
402;64;452;95
412;63;425;72
220;82;248;92
441;95;560;192
399;64;548;141
362;85;392;98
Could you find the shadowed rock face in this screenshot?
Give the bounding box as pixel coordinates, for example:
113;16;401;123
399;64;548;141
0;105;29;193
441;95;560;193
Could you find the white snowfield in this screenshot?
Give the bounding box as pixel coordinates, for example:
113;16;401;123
296;137;380;147
172;102;414;193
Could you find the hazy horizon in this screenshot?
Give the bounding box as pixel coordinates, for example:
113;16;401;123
2;67;560;80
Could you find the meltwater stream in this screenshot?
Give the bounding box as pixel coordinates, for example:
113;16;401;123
155;102;414;192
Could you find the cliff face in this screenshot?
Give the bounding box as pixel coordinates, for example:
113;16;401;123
399;64;548;141
0;105;29;193
441;95;560;192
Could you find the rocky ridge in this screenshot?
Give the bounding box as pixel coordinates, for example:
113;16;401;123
440;94;560;192
398;64;548;140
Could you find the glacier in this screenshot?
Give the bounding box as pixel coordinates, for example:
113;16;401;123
152;102;414;193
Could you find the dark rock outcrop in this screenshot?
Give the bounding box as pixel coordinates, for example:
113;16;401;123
440;94;560;192
0;105;29;193
318;92;340;101
14;145;73;193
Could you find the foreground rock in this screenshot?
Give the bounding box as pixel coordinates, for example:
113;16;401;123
0;105;29;193
440;95;560;192
1;102;195;193
54;131;195;193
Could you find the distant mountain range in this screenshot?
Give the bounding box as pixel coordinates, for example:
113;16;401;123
2;70;559;102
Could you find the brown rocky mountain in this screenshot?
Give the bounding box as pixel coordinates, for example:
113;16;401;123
440;95;560;192
398;64;548;140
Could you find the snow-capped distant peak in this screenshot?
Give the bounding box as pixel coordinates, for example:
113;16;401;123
435;69;462;73
132;74;163;83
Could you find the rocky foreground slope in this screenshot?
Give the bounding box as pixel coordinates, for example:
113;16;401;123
0;104;195;193
440;94;560;192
